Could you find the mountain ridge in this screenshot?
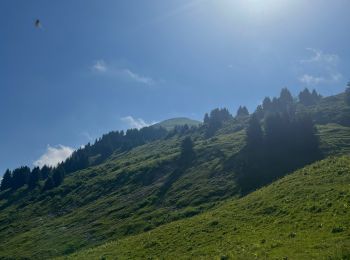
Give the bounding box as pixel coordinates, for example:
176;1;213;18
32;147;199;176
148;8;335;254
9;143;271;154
0;87;349;259
152;117;202;130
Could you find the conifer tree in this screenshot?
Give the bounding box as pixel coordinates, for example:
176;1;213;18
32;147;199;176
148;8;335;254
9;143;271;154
311;89;322;102
246;114;263;148
279;88;293;105
0;169;12;191
28;167;40;189
254;105;264;120
11;166;30;190
43;177;54;191
262;97;272;112
203;113;210;124
40;165;51;180
299;88;313;106
52;167;65;187
179;136;195;166
236;106;249;117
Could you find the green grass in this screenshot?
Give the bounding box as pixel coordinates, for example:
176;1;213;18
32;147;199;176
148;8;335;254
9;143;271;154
303;93;350;127
0;130;245;259
62;156;350;260
318;123;350;155
0;122;348;259
0;91;349;259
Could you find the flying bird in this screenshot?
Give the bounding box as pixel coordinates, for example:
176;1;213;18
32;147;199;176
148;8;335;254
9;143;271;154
34;19;42;29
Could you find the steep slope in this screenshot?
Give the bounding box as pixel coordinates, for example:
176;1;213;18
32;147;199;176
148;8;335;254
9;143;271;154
1;90;349;259
64;156;350;259
0;122;349;259
0;130;245;259
318;123;350;155
304;92;350;126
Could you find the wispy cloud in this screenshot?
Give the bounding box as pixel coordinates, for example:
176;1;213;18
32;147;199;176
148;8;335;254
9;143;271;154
299;74;325;85
92;60;107;72
91;60;155;86
122;69;155;85
121;116;157;129
300;48;339;65
33;145;74;168
298;48;342;86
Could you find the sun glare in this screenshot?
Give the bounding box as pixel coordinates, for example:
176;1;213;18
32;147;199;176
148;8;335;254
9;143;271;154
221;0;292;19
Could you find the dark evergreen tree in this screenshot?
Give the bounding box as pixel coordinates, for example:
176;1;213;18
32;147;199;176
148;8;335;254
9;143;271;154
42;177;54;191
179;136;195;166
293;112;320;156
203;113;210;124
246;114;263;148
311;89;322;102
262;97;272;112
236;106;249;117
299;88;313;106
204;108;232;137
11;166;30;190
271;97;280;113
28;167;40;189
254;105;264;120
40;165;51;180
233;108;321;193
52;166;65;187
0;169;12;191
279;88;293;105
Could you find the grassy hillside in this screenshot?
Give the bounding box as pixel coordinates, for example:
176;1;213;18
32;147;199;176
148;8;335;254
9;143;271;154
304;93;350;127
63;156;350;259
0;122;349;259
0;129;245;259
153;117;201;130
0;91;349;259
318;123;350;155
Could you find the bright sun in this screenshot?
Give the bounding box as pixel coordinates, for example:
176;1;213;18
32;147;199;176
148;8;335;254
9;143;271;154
216;0;294;24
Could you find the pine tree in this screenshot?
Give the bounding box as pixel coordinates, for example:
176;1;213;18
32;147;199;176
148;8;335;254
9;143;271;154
11;166;30;190
179;136;195;166
43;177;54;191
246;114;263;148
279;88;293;105
205;108;232;137
262;97;272;112
299;88;313;106
28;167;40;189
311;89;322;103
203;113;210;124
236;106;249;117
254;105;264;120
52;167;65;187
0;169;12;191
40;165;51;180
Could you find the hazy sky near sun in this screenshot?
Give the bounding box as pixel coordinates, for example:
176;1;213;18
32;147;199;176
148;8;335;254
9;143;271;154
1;0;350;173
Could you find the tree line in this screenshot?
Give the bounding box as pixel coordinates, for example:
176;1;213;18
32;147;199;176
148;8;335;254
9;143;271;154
202;87;323;138
230;88;322;193
1;126;168;192
2;86;348;194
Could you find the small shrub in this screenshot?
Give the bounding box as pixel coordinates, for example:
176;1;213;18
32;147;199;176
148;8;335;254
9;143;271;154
288;232;296;238
331;226;344;233
209;220;219;226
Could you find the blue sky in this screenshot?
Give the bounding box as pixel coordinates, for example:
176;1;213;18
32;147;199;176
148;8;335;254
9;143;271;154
1;0;349;174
